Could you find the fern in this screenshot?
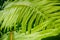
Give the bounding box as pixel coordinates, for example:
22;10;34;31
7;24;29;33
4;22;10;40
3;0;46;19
0;0;60;40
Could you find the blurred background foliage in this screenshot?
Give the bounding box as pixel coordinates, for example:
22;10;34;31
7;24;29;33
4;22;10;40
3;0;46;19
0;0;6;10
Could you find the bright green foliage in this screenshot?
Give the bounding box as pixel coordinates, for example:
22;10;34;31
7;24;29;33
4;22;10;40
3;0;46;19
0;0;60;40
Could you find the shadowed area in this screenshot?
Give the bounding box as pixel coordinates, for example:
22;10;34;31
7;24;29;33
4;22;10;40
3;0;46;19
42;34;60;40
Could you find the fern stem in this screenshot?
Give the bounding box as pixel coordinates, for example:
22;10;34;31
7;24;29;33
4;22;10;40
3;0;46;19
10;32;13;40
